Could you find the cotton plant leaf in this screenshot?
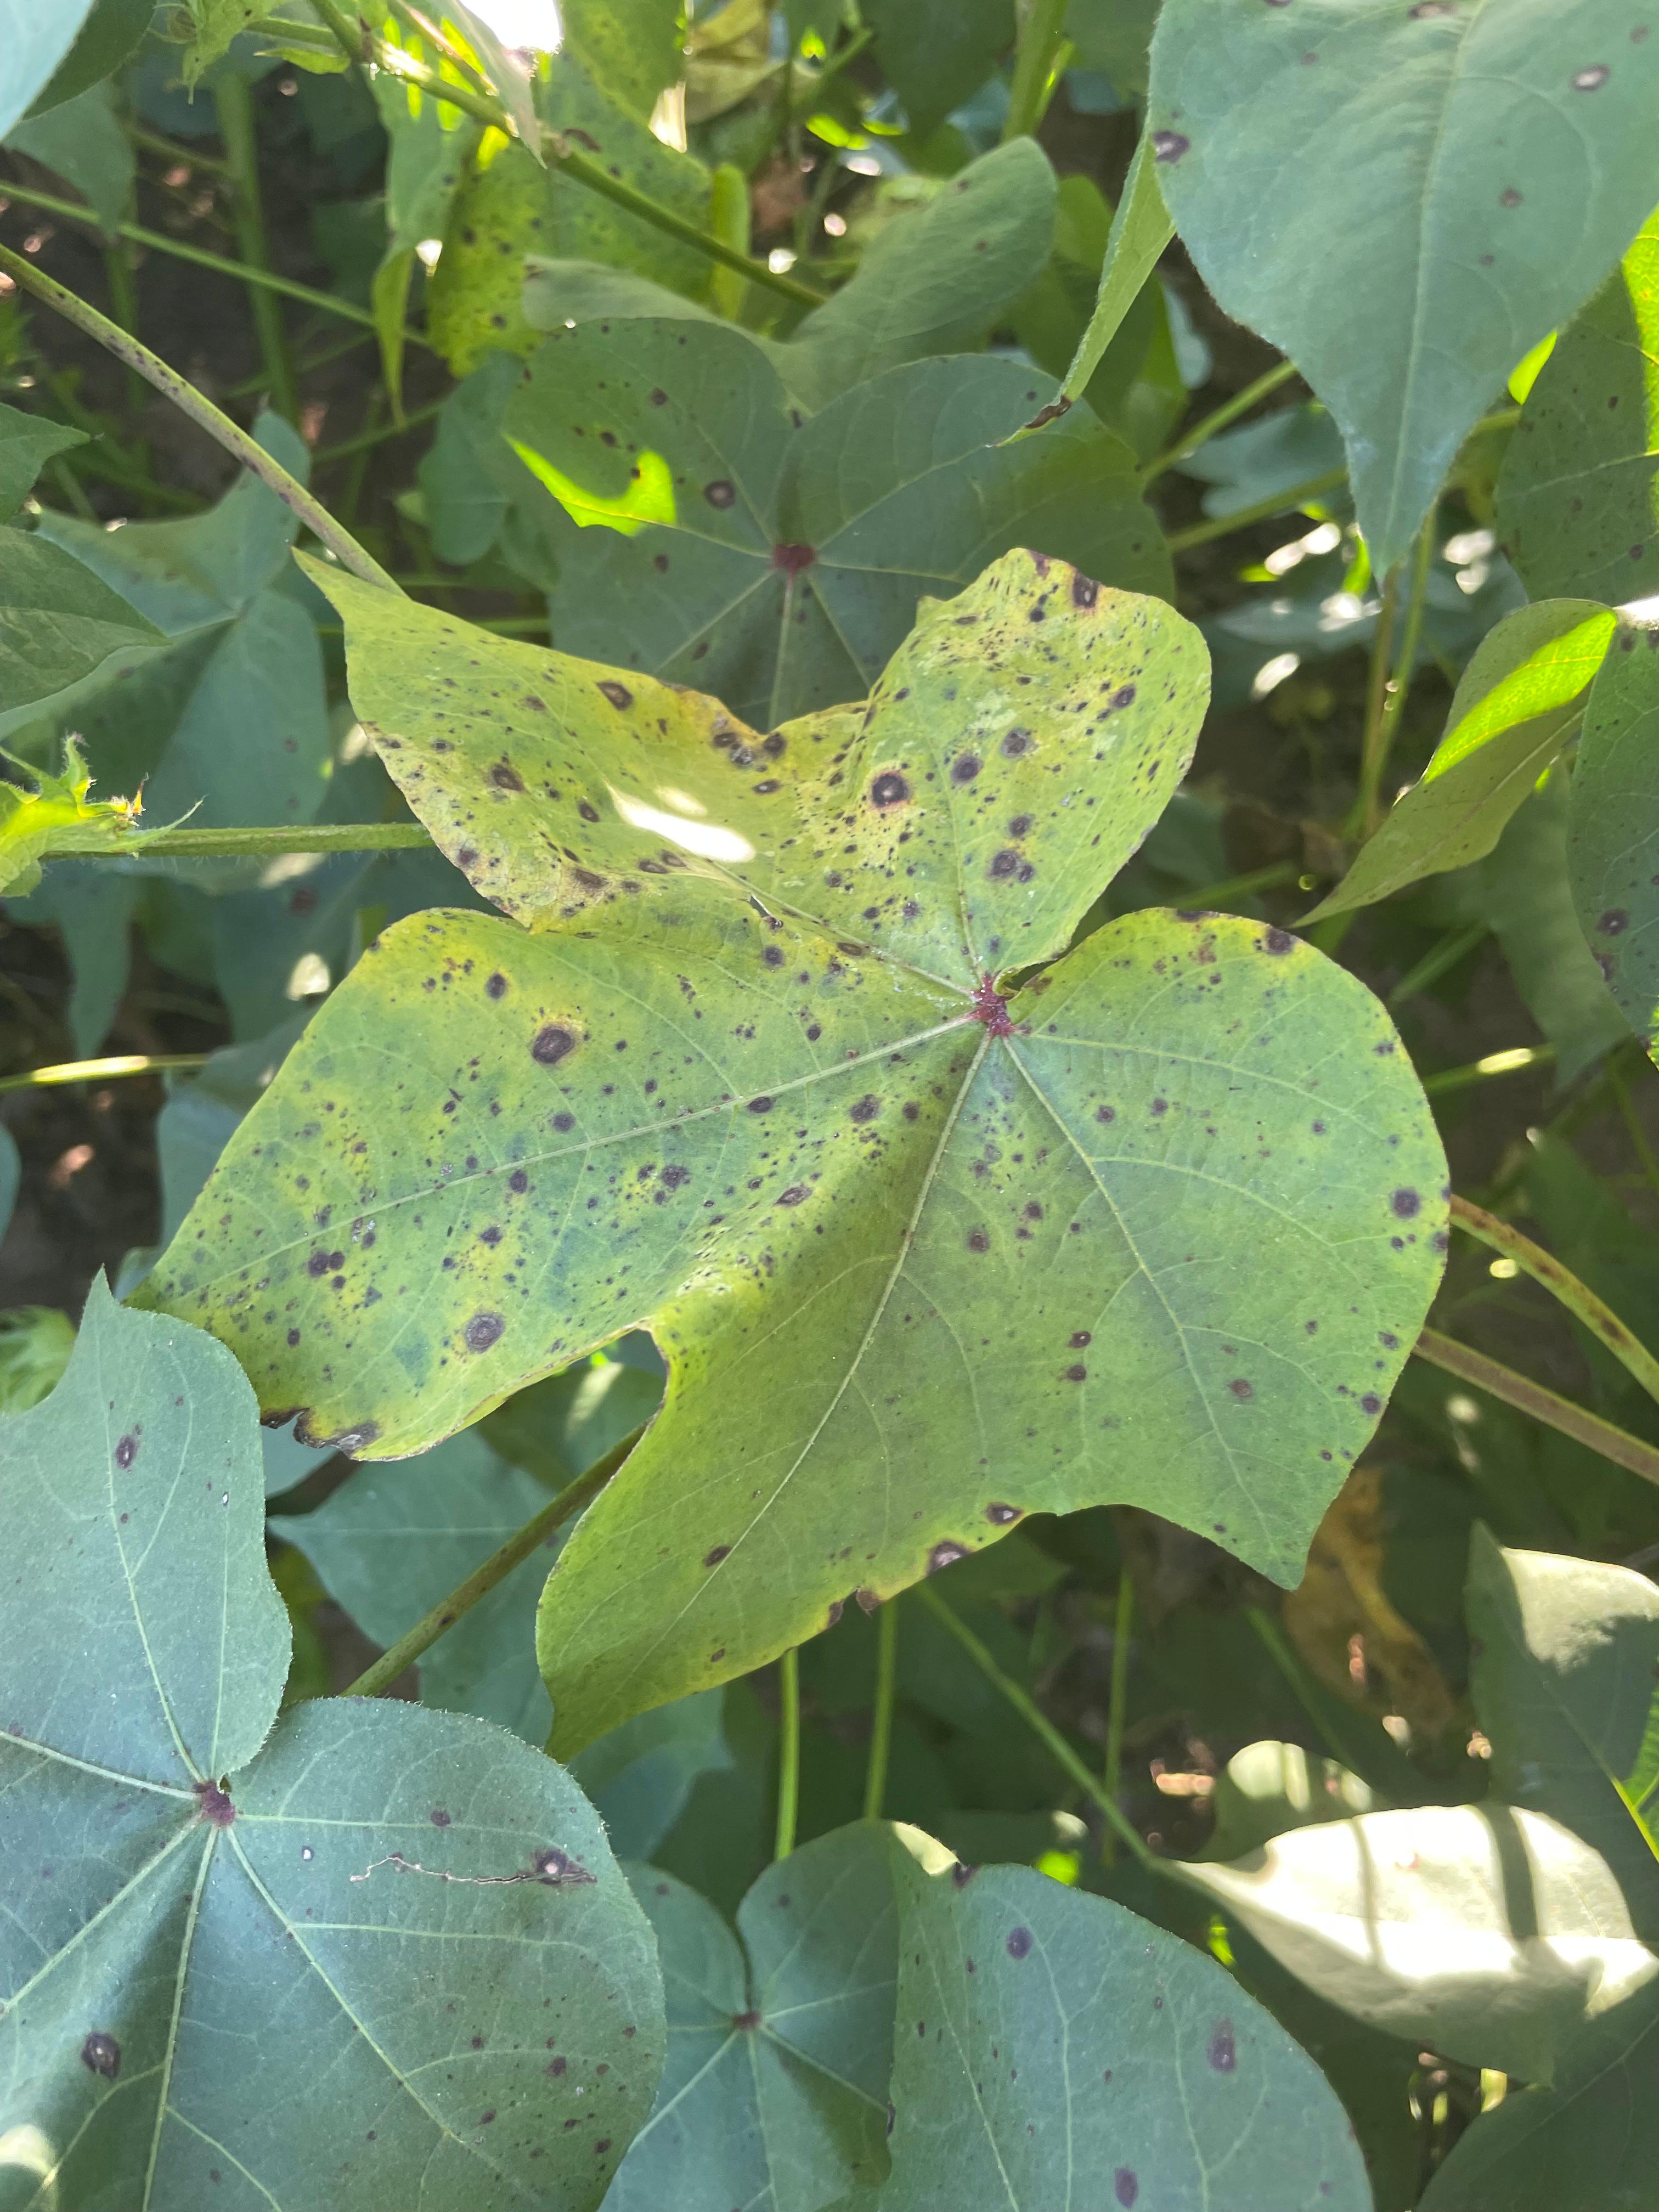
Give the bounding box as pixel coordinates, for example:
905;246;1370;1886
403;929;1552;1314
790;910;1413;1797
1566;619;1659;1058
5;78;136;238
859;0;1012;138
371;51;481;408
865;1833;1370;2211
1497;209;1659;605
0;0;96;136
0;528;165;729
1051;125;1173;421
0;401;86;522
1198;1738;1380;1863
138;551;1449;1751
1306;601;1616;921
558;0;684;121
1148;0;1659;576
504;319;1171;726
0;735;144;897
178;0;261;84
25;415;331;842
0;1279;668;2207
567;1688;731;1860
22;0;150;117
446;1;546;155
604;1822;901;2210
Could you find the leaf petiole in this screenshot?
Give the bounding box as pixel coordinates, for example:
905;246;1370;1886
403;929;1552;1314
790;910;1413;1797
340;1421;647;1700
1413;1327;1659;1489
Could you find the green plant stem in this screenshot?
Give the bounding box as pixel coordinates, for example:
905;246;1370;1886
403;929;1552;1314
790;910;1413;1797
0;243;398;591
127;122;232;177
0;1052;211;1097
126;822;432;859
1165;467;1347;554
1003;0;1071;140
1449;1193;1659;1413
1387;921;1488;1007
1099;1570;1133;1867
0;179;414;346
1422;1044;1554;1098
775;1646;802;1859
915;1583;1152;1865
1243;1606;1355;1771
1173;859;1302;911
863;1597;899;1821
341;1426;643;1700
49;454;96;518
215;72;299;424
99;243;146;416
808;24;873;93
1413;1328;1659;1490
1141;359;1300;484
1354;509;1435;836
315;396;446;461
308;0;827;308
1354;557;1401;829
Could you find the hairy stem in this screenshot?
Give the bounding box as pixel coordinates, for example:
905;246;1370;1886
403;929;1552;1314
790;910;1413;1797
0;246;399;591
215;72;299;423
127;822;432;859
340;1425;645;1700
1450;1194;1659;1413
0;1052;210;1097
1413;1328;1659;1490
775;1646;802;1858
863;1597;900;1821
309;0;826;307
916;1583;1151;1864
1141;359;1299;485
1165;467;1347;554
1354;508;1435;837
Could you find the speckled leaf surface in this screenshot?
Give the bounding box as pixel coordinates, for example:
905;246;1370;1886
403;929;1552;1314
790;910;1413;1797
505;323;1170;726
138;555;1447;1748
1148;0;1659;574
1566;620;1659;1057
604;1824;900;2212
866;1835;1371;2211
1497;210;1659;605
0;1282;665;2208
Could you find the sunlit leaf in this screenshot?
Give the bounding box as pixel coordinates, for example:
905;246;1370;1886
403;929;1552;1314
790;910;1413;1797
1566;617;1659;1058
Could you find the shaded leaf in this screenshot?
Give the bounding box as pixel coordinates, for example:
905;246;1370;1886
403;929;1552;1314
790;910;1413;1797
606;1824;899;2209
560;0;683;121
6;78;135;236
567;1688;732;1860
1497;208;1659;604
860;0;1012;137
869;1832;1370;2210
1307;601;1615;921
0;402;85;523
507;321;1170;725
0;0;95;136
1052;125;1173;416
1566;617;1659;1056
1148;0;1659;573
1200;1738;1380;1863
0;1278;665;2205
0;528;164;729
0;1304;76;1414
24;0;150;116
138;552;1447;1751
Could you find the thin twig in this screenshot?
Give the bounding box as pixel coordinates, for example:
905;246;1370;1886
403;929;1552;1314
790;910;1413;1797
126;823;432;860
0;1053;211;1097
215;72;298;422
1413;1328;1659;1489
1353;508;1435;837
1141;359;1299;485
1165;467;1347;554
1003;0;1071;142
340;1424;645;1700
0;244;397;591
775;1646;802;1859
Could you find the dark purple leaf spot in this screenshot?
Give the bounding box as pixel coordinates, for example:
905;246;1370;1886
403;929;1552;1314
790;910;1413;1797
928;1541;969;1573
777;1184;809;1205
850;1095;879;1124
704;479;736;507
486;972;508;999
597;680;632;708
870;770;911;807
985;1502;1021;1524
967;1228;990;1252
1261;928;1296;955
747;1094;774;1114
1064;1363;1087;1383
490;761;524;792
1001;728;1032;758
1499;185;1522;206
1071;572;1099;608
970;976;1014;1035
431;1809;452;1826
1070;1330;1092;1348
509;1168;529;1194
1391;1187;1420;1218
1006;1926;1033;1959
1599;909;1630;935
703;1545;731;1567
80;2032;120;2079
532;1024;578;1066
114;1434;137;1470
464;1312;505;1353
1208;2018;1237;2072
772;541;815;574
1152;130;1189;162
1115;2170;1139;2207
195;1779;235;1828
1228;1378;1253;1400
1361;1392;1383;1416
952;752;982;783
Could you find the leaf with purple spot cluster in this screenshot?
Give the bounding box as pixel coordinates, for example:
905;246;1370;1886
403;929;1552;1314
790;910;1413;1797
134;550;1447;1751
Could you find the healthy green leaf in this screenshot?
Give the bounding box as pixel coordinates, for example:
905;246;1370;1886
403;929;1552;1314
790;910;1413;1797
0;1304;75;1414
605;1823;900;2209
1480;764;1630;1082
5;78;136;237
506;321;1171;726
0;1278;667;2205
1306;601;1616;921
1186;1801;1655;2084
371;52;480;405
1052;125;1173;419
1566;619;1659;1057
7;856;140;1053
1148;0;1659;574
178;0;261;84
0;528;165;726
0;402;86;523
0;0;96;137
1496;209;1659;605
560;0;684;120
860;0;1012;137
1199;1738;1380;1863
867;1831;1370;2210
1066;0;1160;97
567;1688;731;1860
138;552;1448;1751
